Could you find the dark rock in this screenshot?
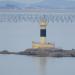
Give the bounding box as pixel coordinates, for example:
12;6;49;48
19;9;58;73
19;48;75;57
0;48;75;57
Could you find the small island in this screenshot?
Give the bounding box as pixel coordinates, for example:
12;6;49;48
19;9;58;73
0;48;75;57
17;48;75;57
0;50;16;54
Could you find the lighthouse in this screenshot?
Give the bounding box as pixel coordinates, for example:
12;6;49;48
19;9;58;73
40;18;47;44
32;18;55;48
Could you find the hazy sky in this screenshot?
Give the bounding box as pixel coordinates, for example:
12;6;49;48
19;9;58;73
0;0;45;3
0;0;75;3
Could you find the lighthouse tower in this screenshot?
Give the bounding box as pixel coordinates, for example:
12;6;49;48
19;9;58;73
40;18;47;44
32;18;55;48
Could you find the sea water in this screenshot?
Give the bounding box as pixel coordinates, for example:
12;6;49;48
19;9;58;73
0;55;75;75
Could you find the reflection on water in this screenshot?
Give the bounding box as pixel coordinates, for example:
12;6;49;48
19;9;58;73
34;57;75;75
0;55;75;75
39;58;47;75
34;57;47;75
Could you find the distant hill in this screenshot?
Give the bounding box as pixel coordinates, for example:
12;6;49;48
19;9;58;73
0;1;27;9
0;0;75;9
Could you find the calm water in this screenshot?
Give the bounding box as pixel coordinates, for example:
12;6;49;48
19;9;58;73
0;55;75;75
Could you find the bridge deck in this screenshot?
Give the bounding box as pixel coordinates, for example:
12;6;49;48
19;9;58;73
0;8;75;23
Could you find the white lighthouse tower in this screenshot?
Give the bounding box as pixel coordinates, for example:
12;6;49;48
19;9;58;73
32;18;55;48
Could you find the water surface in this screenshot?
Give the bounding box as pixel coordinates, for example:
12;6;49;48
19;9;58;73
0;55;75;75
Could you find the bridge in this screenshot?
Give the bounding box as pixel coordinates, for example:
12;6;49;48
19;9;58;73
0;8;75;23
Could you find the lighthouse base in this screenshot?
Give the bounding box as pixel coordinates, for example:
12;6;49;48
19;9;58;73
32;41;55;49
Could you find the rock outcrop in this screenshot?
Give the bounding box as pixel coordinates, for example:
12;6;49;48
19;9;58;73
17;48;75;57
0;48;75;57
